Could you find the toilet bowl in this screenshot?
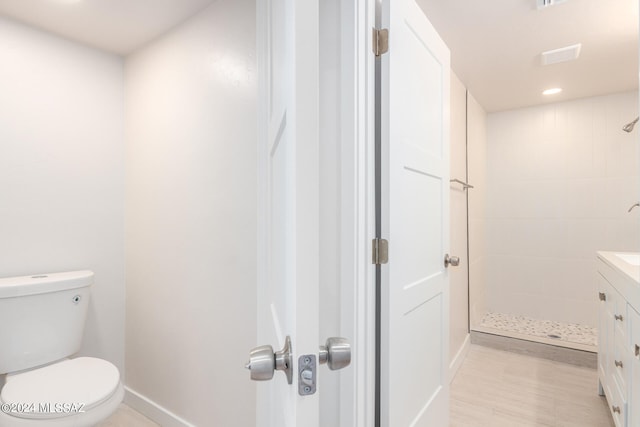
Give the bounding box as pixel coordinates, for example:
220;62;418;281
0;271;123;426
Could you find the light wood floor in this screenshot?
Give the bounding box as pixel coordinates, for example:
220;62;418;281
99;345;614;427
98;403;159;427
451;344;614;427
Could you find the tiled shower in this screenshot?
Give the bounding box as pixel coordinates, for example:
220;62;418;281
469;91;640;352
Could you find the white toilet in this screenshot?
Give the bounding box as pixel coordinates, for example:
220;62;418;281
0;271;123;427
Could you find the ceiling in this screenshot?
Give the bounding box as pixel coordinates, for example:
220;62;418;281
417;0;639;112
0;0;636;112
0;0;216;55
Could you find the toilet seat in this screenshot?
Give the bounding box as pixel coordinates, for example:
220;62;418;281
0;357;120;420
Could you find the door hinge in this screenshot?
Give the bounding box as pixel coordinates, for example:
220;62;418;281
372;238;389;265
373;28;389;57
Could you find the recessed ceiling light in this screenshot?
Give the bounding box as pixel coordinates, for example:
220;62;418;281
542;88;563;95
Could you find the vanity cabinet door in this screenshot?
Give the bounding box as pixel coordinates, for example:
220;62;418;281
613;333;629;401
598;274;614;392
629;305;640;427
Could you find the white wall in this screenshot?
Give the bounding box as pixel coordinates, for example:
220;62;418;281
485;91;640;327
0;17;125;371
467;93;488;329
449;72;469;376
124;1;257;425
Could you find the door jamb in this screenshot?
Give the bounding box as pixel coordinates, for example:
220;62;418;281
338;0;377;426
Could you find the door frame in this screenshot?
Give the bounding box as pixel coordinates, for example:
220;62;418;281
334;0;376;426
339;0;377;426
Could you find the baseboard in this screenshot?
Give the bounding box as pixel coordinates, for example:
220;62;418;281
124;386;196;427
470;330;597;369
449;334;471;383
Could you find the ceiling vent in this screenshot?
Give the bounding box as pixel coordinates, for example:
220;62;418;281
541;43;582;65
537;0;568;9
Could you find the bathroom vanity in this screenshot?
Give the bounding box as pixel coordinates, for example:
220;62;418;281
597;252;640;427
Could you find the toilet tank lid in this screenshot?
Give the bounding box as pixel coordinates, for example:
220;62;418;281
0;270;94;299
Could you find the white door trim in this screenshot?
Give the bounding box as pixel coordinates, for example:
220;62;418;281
337;0;377;426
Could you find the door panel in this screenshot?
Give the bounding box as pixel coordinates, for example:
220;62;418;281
256;0;320;425
380;0;451;425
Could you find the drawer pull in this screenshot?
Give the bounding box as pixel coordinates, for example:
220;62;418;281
599;292;606;301
614;314;624;321
615;360;624;368
612;406;621;414
635;344;639;357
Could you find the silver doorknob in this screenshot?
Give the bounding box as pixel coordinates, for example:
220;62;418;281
444;254;460;268
245;335;293;384
319;337;351;371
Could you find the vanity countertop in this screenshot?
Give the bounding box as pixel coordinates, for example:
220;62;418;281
597;251;640;284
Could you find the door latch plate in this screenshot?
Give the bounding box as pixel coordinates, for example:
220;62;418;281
298;354;316;396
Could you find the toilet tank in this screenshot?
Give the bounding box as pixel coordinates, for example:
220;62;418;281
0;271;93;374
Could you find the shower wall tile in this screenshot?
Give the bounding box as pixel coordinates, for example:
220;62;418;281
487;218;569;258
539;297;597;327
486;286;597;327
566;220;608;259
469;258;487;327
484;91;640;328
468;92;488;329
487;180;567;219
554;258;598;300
469;219;486;259
606;218;640;250
565;179;597;219
589;177;639;220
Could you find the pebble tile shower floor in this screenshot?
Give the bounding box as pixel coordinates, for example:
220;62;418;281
479;312;597;347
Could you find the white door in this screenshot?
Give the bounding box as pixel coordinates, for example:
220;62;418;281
253;0;320;426
379;0;451;425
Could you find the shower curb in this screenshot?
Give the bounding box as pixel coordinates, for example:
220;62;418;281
470;331;597;369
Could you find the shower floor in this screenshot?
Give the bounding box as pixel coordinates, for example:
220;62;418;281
476;312;597;351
